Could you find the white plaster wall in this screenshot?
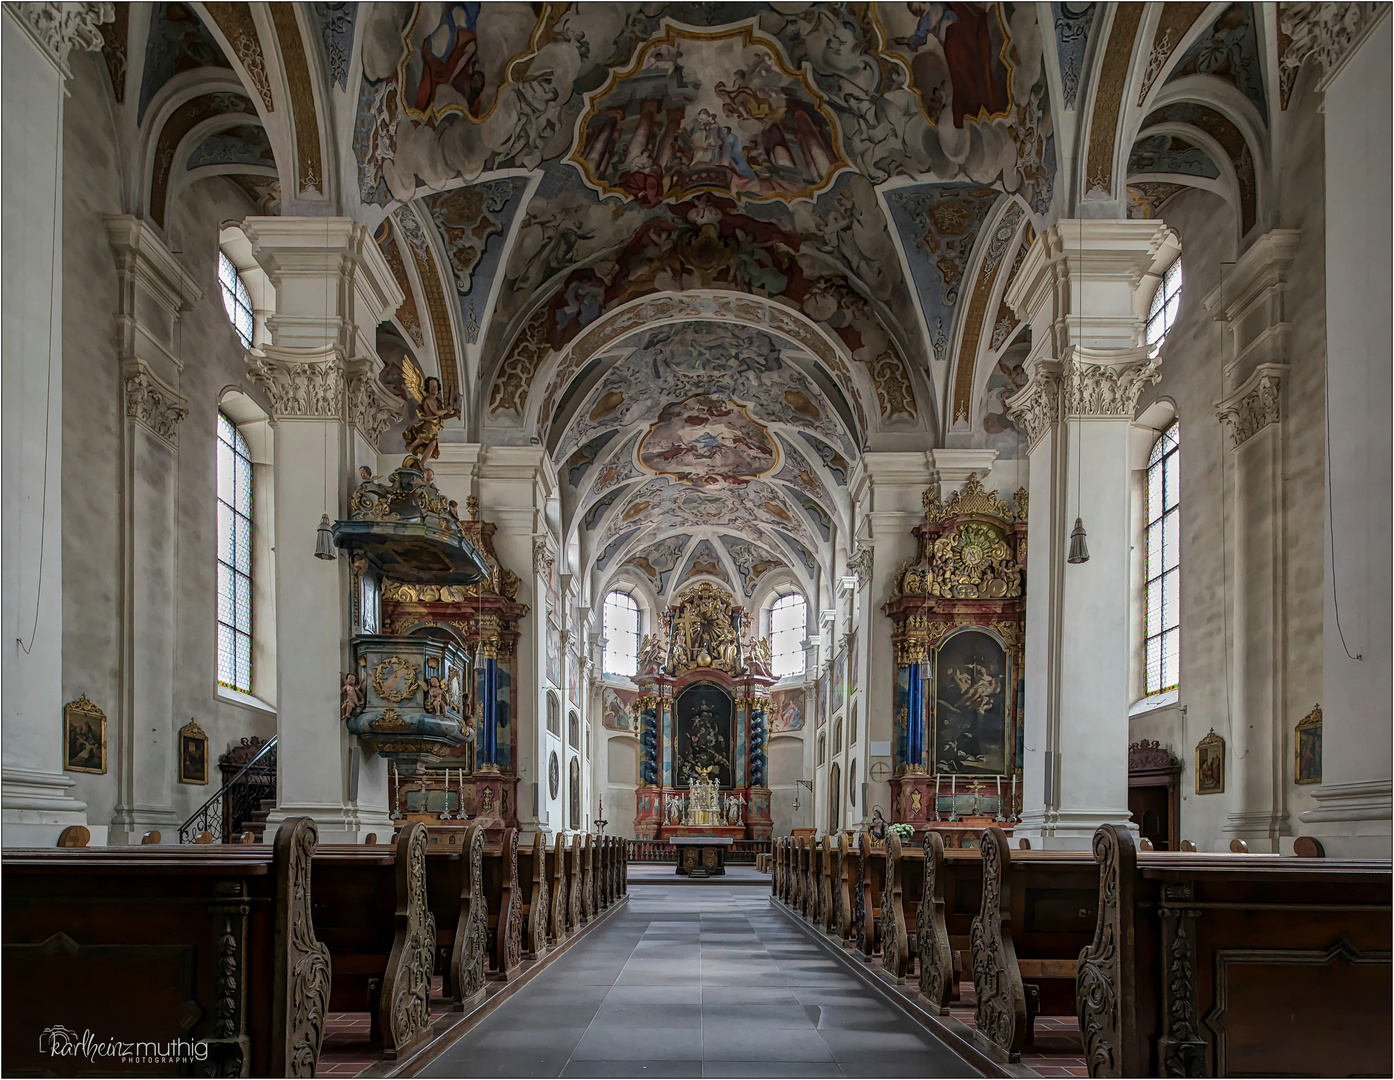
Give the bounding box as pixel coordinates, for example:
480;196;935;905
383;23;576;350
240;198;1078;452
60;53;277;834
1130;72;1329;850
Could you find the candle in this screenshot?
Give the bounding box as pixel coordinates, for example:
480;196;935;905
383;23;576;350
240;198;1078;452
996;775;1002;819
1011;774;1017;819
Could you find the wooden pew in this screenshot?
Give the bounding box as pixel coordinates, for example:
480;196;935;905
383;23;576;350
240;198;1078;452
596;837;609;911
549;833;570;943
879;831;923;983
916;830;983;1011
831;833;853;943
482;828;523;980
313;821;436;1059
854;837;885;960
582;834;596;922
966;827;1099;1058
3;817;331;1077
518;831;549;959
773;837;785;902
568;833;584;931
424;823;488;1010
1078;824;1393;1078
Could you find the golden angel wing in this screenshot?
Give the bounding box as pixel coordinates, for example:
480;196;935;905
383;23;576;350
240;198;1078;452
401;353;425;404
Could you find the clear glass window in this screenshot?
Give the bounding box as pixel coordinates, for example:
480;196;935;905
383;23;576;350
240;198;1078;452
1143;420;1180;696
1146;258;1183;349
218;252;254;349
603;591;639;677
217;412;253;693
769;593;807;678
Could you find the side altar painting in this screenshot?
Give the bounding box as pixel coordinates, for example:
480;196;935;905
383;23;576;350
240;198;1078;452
883;475;1027;843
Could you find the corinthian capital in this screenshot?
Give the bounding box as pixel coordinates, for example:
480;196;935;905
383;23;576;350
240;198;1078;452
345;359;402;448
533;536;556;577
1005;364;1061;449
124;365;187;447
246;352;344;419
1216;365;1284;449
846;545;873;590
1062;350;1161;419
1280;4;1387;98
8;2;113;75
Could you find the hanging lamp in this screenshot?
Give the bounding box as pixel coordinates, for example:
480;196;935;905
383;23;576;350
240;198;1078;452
1067;219;1091;565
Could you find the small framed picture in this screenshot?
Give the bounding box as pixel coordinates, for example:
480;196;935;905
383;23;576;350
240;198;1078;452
63;694;107;775
1195;730;1225;795
179;720;210;785
1295;705;1322;785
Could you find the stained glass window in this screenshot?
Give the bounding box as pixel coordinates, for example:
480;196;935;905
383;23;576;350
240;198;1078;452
603;590;639;677
218;251;254;349
1143;420;1180;697
1146;258;1183;349
217;412;253;693
769;592;807;679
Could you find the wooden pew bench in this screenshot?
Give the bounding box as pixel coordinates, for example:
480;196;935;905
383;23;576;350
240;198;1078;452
518;831;549;959
480;829;524;981
1079;824;1393;1078
312;822;436;1059
423;823;488;1010
3;817;331;1077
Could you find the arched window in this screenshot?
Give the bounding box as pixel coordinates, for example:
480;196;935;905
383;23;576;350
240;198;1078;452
1143;420;1180;697
768;592;807;678
603;590;639;677
1146;258;1183;349
218;251;254;350
217;412;253;693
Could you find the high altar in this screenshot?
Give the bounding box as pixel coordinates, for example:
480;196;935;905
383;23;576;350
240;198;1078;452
632;583;775;841
882;475;1027;849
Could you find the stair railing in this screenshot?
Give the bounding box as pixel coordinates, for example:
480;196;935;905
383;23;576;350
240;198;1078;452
178;735;278;844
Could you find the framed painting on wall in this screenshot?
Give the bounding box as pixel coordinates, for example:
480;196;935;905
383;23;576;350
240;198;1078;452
63;694;106;775
931;628;1009;776
1195;730;1225;795
179;719;209;785
1295;705;1322;785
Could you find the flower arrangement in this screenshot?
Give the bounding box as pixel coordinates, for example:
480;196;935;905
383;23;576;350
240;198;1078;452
887;822;914;840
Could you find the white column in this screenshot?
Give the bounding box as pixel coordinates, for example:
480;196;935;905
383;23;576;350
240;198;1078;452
1283;7;1393;856
1207;231;1300;851
104;218;203;842
2;3;113;844
849;451;934;829
1007;220;1178;847
245;217;404;843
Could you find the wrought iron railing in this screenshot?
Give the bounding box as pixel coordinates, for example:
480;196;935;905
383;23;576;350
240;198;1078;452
626;839;771;864
178;736;277;844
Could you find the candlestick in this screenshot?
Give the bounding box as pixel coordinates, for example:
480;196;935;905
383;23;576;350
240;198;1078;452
949;773;957;822
996;775;1002;820
1011;773;1017;821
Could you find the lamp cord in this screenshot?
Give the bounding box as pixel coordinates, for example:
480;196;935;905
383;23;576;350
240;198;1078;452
1323;350;1364;660
17;99;65;654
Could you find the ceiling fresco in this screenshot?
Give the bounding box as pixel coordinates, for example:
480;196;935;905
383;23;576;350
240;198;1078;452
107;0;1286;606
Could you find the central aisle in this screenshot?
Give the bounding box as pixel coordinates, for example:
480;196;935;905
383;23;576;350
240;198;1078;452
419;880;978;1079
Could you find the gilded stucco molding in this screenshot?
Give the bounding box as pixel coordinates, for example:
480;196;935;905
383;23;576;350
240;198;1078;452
247;353;344;419
1216;364;1285;450
7;2;112;76
1279;3;1388;98
124;365;188;447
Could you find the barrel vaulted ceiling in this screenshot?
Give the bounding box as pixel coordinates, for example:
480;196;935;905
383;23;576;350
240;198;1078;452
104;2;1288;600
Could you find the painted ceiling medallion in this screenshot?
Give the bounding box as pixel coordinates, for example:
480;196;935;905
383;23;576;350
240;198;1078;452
639;394;778;488
570;24;847;207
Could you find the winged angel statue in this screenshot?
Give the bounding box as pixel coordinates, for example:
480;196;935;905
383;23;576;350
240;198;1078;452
401;355;461;468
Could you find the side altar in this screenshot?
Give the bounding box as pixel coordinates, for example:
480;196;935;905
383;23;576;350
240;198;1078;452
882;475;1027;849
631;583;775;842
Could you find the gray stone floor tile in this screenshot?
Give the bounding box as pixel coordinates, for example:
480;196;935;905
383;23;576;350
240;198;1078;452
836;1049;977;1077
700;985;801;1007
571;1025;704;1060
560;1061;704;1078
605;983;703;1006
700;1024;833;1061
702;1062;844;1078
